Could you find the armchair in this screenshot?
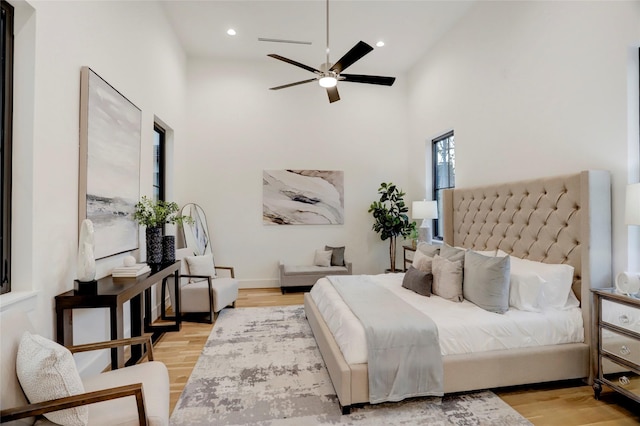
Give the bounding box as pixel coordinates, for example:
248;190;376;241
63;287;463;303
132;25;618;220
161;203;238;324
0;309;169;426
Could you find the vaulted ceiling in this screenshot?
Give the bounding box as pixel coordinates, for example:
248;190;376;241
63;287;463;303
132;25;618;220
161;1;475;75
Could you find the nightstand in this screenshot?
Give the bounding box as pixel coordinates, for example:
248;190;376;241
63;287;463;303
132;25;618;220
591;288;640;404
402;245;416;272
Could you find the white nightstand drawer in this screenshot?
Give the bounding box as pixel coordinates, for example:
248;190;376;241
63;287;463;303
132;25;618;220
602;329;640;365
601;358;640;398
602;299;640;333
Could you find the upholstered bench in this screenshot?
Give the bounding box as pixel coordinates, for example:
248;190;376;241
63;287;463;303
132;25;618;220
279;262;352;294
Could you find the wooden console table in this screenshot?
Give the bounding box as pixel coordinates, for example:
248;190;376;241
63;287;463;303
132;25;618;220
55;261;181;370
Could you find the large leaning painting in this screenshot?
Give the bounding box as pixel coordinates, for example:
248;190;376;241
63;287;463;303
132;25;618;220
79;67;141;259
263;170;344;225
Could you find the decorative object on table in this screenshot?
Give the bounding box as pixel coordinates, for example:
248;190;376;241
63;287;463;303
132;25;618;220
408;227;419;249
133;196;192;264
123;255;136;267
78;66;141;259
162;235;176;263
263;169;344;225
145;226;163;264
615;272;640;296
368;182;416;272
111;262;151;278
76;219;96;283
412;200;438;244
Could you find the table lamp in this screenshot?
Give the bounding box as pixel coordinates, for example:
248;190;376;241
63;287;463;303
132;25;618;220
412;200;438;244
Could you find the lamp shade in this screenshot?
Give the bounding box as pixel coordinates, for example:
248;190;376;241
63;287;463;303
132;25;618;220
626;183;640;225
412;200;438;220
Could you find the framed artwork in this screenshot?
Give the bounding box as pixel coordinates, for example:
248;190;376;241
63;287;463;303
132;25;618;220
263;169;344;225
79;67;141;259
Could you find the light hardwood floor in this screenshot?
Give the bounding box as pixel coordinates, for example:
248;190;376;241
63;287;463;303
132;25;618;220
152;288;640;425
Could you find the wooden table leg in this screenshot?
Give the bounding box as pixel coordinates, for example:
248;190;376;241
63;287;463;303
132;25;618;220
130;293;143;365
110;304;125;369
56;308;73;347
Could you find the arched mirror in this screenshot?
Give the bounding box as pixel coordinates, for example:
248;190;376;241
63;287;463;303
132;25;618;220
180;203;212;257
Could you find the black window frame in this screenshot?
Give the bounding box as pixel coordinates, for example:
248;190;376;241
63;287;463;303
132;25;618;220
1;0;13;295
432;131;455;241
153;123;166;204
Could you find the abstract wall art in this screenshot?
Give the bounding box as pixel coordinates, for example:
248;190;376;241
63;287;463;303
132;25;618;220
79;67;141;259
263;170;344;225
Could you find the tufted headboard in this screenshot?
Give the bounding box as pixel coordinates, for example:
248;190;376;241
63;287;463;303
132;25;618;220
442;170;612;347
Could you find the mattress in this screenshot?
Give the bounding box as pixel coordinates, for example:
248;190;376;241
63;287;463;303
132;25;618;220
309;274;584;365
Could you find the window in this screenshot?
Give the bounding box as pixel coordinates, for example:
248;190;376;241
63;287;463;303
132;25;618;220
432;131;455;240
1;0;13;295
153;123;165;203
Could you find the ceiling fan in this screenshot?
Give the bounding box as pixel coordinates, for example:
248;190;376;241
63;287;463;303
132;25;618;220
267;0;396;103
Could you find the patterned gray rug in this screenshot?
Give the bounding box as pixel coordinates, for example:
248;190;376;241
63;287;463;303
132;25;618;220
170;305;532;425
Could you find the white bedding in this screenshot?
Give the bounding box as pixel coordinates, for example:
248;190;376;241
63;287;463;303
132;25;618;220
309;274;584;365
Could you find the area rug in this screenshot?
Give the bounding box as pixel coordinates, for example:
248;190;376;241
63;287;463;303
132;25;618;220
170;305;532;426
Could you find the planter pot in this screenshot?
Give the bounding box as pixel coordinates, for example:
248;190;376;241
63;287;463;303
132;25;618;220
162;235;176;264
146;227;163;264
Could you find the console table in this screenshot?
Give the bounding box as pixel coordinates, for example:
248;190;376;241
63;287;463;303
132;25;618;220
55;261;181;370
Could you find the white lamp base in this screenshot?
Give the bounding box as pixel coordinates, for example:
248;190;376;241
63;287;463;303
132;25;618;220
418;222;432;244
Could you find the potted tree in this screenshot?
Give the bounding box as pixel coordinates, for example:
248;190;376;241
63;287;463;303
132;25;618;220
368;182;417;272
133;196;192;264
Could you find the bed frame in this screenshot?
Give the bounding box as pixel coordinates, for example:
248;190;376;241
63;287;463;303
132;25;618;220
304;170;612;414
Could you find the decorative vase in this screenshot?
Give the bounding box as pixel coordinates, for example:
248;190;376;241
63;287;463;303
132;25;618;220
77;219;96;283
146;227;163;264
162;235;175;264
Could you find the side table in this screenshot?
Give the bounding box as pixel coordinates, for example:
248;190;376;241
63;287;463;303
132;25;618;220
403;245;416;271
55;260;181;370
591;288;640;404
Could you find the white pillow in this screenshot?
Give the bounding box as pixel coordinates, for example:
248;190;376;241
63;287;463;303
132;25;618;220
185;253;216;283
509;272;545;312
16;332;88;426
509;256;575;310
412;250;433;273
314;249;332;267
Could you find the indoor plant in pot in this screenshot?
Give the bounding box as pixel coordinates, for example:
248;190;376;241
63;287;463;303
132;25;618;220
368;182;416;272
133;196;192;264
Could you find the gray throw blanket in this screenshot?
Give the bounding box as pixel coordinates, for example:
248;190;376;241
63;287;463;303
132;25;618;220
328;275;443;403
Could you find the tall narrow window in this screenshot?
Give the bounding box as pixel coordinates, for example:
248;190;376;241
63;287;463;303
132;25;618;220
432;131;455;241
1;0;14;295
153;123;165;203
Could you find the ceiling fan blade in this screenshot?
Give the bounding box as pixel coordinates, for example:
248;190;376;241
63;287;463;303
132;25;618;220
340;74;396;86
329;41;374;74
267;54;321;74
269;79;317;90
326;86;340;103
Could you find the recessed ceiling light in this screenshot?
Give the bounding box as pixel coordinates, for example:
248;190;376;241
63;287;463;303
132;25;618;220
376;41;385;47
227;29;237;36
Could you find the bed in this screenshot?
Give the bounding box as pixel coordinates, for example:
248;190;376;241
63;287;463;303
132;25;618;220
304;170;612;414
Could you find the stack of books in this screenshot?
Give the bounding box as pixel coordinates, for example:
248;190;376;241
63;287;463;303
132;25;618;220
112;263;151;278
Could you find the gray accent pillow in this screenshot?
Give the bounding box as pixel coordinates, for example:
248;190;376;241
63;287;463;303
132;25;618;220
463;250;511;314
440;244;465;264
401;266;432;297
432;255;464;302
325;245;345;266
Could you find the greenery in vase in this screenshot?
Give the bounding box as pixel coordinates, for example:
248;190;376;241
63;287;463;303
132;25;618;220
368;182;416;272
133;196;193;228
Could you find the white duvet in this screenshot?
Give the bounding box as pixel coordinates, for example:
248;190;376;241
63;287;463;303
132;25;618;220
310;274;584;365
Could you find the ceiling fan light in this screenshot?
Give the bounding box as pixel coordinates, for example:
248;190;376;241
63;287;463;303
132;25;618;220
319;76;337;88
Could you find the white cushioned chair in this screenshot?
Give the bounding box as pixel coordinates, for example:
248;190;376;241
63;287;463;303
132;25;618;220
0;309;169;426
164;248;239;324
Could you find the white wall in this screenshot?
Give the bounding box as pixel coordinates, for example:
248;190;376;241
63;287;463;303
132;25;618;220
407;0;640;278
177;58;411;285
2;0;186;376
